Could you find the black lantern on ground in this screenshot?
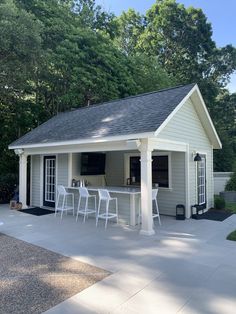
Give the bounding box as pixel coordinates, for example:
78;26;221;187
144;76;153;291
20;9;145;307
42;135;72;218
194;153;202;162
176;204;185;220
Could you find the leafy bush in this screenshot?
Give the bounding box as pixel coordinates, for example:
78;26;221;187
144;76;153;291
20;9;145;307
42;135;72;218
214;195;226;210
0;173;18;204
225;162;236;191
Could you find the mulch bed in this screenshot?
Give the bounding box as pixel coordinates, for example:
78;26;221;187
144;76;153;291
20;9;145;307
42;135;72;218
0;233;110;314
18;207;55;216
195;209;233;221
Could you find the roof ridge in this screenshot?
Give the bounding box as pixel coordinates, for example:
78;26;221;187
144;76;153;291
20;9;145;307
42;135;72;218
62;83;196;115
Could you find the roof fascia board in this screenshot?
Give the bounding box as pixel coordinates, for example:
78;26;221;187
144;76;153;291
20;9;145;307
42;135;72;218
9;132;154;150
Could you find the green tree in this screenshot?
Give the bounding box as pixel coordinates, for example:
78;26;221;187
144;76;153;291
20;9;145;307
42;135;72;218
138;0;236;104
128;54;175;93
213;91;236;171
0;0;42;175
114;9;145;55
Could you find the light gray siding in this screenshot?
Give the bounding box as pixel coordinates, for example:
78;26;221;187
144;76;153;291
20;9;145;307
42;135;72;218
31;155;41;207
158;98;214;210
57;154;69;186
157;152;185;216
106;151;125;186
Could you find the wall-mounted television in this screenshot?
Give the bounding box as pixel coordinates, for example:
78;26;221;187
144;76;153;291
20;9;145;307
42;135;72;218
80;153;106;175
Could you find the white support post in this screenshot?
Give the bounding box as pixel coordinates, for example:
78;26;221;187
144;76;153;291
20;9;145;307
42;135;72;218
15;149;28;209
68;153;73;187
139;139;155;236
185;145;190;218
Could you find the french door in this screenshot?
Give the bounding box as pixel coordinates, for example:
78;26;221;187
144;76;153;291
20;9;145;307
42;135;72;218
43;156;56;207
197;154;206;208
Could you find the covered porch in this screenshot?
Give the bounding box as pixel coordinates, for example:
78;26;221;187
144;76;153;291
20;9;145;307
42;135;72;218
16;137;191;236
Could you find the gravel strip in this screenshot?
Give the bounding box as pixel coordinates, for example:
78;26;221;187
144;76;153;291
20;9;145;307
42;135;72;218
0;233;110;314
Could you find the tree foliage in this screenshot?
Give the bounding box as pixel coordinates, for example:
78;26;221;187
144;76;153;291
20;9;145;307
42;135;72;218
115;0;236;171
0;0;236;181
0;0;172;178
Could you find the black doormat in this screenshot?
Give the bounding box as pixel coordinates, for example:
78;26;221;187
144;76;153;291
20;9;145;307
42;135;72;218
19;207;55;216
193;210;233;222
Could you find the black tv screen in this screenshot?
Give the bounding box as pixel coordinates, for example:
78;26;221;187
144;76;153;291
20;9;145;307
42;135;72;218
80;153;106;175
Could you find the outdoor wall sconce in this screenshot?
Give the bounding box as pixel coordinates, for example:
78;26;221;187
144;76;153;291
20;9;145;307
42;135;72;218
14;148;24;156
194;153;202;162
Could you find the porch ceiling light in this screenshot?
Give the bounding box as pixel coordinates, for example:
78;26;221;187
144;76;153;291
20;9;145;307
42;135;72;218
194;153;202;162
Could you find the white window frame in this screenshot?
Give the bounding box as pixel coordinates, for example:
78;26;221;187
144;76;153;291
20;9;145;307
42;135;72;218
44;157;56;202
124;152;172;190
40;154;57;207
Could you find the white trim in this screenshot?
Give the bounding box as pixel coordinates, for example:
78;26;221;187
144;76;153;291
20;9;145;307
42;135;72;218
40;154;57;207
68;153;73;187
22;141;141;156
185;144;190;218
150;138;188;152
55;154;58;206
40;155;44;207
30;155;33;206
9;132;154;150
44;157;56;203
195;152;208;210
124;151;172;189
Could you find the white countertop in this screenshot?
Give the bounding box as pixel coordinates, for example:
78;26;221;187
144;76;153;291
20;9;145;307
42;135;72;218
66;186;141;194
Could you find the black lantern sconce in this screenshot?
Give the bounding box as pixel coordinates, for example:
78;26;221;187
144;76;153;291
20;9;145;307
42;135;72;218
194;153;202;162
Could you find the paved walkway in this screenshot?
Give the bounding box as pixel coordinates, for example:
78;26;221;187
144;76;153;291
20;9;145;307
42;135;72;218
0;204;236;314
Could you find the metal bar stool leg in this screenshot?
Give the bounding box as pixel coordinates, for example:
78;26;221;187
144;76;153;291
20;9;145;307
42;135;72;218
83;197;88;223
105;199;109;229
96;199;101;227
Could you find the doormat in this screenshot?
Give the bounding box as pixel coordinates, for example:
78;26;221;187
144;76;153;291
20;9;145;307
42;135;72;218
0;233;110;314
18;207;55;216
194;210;233;222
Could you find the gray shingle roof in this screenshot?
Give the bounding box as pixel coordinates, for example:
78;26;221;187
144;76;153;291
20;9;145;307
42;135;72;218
10;83;195;147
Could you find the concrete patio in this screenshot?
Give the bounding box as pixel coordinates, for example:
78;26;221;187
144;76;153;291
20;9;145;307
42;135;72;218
0;204;236;314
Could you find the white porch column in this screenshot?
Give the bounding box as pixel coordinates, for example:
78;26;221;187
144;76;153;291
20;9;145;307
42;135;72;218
139;139;155;236
15;149;28;209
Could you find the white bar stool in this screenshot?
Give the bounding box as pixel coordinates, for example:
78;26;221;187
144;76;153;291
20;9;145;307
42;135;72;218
55;185;74;219
76;187;96;222
96;189;118;229
152;189;161;225
139;188;161;225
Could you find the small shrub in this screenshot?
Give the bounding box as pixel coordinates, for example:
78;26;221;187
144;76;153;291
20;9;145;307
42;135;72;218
214;195;225;210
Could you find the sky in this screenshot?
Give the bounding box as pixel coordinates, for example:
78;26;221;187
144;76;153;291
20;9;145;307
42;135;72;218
96;0;236;93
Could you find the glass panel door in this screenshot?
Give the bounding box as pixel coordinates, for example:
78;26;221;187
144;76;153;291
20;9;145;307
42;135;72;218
43;156;56;207
197;155;206;206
